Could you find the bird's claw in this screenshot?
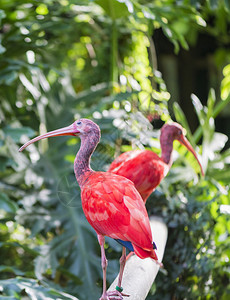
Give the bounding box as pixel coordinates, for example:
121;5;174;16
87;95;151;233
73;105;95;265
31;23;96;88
99;290;129;300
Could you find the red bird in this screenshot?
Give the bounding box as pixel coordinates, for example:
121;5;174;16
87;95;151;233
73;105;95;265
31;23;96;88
19;119;158;300
109;122;204;203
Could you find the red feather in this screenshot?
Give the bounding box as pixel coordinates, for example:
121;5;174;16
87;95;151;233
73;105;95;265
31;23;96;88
109;150;167;202
81;172;157;260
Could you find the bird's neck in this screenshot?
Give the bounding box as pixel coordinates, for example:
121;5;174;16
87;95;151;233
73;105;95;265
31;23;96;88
74;133;99;188
160;134;174;167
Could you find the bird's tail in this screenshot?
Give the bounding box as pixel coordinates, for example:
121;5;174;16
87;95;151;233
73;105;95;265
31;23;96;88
133;244;158;260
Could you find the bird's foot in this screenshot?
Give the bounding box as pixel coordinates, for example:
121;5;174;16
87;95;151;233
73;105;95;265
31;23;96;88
99;289;129;300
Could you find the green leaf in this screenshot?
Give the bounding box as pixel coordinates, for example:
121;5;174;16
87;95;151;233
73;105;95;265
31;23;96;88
208;168;230;183
3;126;35;143
224;0;230;11
74;83;109;104
36;4;49;15
210;0;219;9
0;156;15;172
0;265;24;276
0;277;79;300
57;267;82;285
0;193;18;213
173;102;195;147
0;241;39;256
0;70;18;85
207;88;216;120
191;93;205;124
0;9;6;24
0;297;18;300
0;43;6;54
95;0;132;19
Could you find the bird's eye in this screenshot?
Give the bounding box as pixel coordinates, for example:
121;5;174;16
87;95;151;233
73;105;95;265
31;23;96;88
76;121;82;125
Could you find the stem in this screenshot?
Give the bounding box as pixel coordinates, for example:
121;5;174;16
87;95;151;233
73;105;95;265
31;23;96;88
147;34;157;90
213;94;230;119
110;20;118;93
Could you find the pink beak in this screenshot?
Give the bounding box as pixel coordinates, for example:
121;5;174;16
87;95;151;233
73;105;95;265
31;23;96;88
177;135;204;176
19;123;80;152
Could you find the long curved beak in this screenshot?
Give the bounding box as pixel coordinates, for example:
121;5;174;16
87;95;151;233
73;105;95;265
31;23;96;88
19;123;79;152
178;135;204;176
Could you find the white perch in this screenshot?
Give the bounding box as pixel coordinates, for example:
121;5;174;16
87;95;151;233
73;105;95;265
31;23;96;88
108;216;168;300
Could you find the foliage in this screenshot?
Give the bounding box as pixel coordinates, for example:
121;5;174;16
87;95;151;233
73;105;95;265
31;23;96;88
0;0;230;300
0;277;79;300
146;88;230;299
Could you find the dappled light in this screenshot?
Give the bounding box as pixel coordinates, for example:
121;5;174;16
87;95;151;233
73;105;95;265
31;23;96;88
0;0;230;299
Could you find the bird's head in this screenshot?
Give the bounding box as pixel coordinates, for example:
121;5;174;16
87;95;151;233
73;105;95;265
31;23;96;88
161;122;186;140
161;122;204;176
18;118;100;152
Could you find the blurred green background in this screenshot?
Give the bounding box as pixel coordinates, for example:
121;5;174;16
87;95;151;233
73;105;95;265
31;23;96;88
0;0;230;299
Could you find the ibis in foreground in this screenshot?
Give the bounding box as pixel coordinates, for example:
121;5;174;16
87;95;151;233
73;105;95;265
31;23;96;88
19;119;159;300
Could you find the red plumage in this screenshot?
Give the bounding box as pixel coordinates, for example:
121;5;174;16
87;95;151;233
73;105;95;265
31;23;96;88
109;150;167;202
109;122;204;203
81;171;157;260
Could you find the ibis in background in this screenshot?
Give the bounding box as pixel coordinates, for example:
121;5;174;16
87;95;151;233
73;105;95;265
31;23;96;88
109;122;204;203
19;119;158;300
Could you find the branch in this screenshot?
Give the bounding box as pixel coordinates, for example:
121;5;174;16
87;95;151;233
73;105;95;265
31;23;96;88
108;216;168;299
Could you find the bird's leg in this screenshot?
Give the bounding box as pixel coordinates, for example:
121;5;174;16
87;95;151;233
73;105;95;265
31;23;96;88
117;247;126;289
126;251;134;261
107;247;130;298
98;234;108;300
98;235;125;300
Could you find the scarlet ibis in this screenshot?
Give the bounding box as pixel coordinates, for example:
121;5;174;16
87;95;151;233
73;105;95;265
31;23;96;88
19;119;158;300
109;122;204;203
